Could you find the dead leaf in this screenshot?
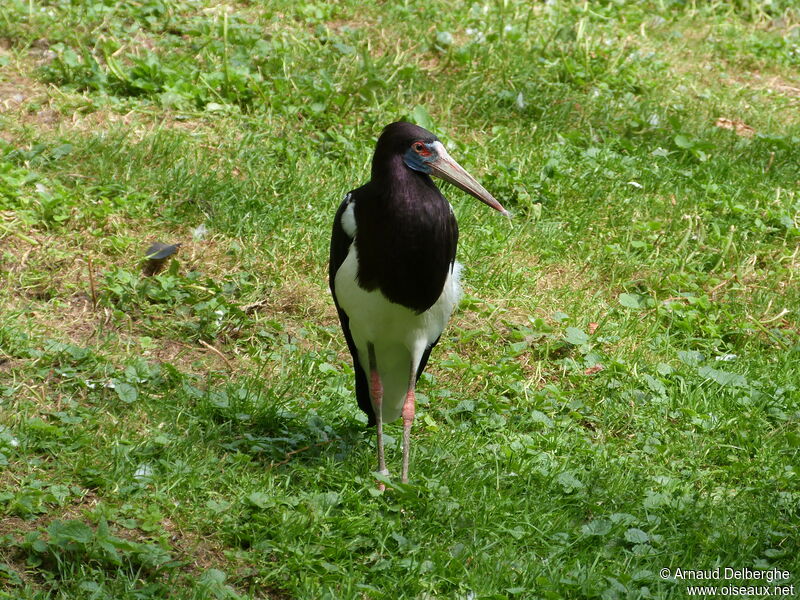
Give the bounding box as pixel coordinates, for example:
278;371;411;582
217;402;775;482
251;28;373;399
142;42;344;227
715;117;755;137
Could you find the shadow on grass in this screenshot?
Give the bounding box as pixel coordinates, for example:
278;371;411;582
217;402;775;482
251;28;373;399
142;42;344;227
175;371;372;470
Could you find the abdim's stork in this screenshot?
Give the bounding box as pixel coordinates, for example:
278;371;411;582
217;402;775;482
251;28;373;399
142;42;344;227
329;122;507;484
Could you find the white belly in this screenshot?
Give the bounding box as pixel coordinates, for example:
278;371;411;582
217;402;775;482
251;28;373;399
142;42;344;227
335;243;462;422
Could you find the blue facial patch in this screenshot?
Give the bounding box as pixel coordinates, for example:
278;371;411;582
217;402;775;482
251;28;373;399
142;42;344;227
403;145;435;173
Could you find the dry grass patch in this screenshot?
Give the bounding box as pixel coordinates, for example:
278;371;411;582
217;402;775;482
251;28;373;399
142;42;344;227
0;54;213;144
1;228;251;373
726;70;800;104
0;217;344;379
633;19;800;127
251;278;334;322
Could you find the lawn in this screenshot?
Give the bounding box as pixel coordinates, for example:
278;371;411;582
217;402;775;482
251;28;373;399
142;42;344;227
0;1;799;598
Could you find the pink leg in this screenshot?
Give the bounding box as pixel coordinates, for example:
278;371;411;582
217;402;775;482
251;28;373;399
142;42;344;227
401;387;416;483
368;344;388;489
370;369;388;487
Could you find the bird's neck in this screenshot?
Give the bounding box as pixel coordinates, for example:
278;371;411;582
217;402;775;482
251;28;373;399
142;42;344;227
371;155;440;212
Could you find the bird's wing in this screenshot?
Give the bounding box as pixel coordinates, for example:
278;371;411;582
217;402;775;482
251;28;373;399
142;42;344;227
413;208;456;381
329;193;376;426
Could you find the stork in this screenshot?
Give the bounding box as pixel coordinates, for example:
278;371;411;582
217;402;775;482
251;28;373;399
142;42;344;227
329;122;507;484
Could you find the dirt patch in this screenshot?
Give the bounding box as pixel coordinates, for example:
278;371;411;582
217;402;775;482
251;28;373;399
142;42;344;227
2;96;208;141
0;53;65;133
0;491;102;538
0;73;49;114
121;517;291;599
156;517;229;572
0;35;215;140
634;19;800;126
0;356;22;373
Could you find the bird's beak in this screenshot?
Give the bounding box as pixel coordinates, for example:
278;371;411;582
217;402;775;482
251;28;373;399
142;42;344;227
429;141;508;216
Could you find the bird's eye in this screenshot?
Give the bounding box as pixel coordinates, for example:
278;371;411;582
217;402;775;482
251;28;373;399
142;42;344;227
412;141;430;156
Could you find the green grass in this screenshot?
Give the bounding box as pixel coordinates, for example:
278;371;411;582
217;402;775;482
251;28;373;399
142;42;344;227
1;1;799;598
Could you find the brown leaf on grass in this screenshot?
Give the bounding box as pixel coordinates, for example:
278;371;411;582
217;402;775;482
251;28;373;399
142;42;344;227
715;117;755;137
584;365;604;375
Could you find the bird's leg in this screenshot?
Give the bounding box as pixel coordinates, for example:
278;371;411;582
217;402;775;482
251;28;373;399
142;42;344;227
368;344;388;488
372;371;387;477
401;383;416;484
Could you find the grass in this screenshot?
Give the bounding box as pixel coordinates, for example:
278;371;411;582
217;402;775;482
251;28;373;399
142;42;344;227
0;0;799;598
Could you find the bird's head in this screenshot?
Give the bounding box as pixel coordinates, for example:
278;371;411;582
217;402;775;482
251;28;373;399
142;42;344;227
373;121;508;216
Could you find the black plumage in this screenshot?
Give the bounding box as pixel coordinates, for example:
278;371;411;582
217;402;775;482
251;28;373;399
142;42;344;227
329;123;455;424
329;121;506;483
355;125;459;313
